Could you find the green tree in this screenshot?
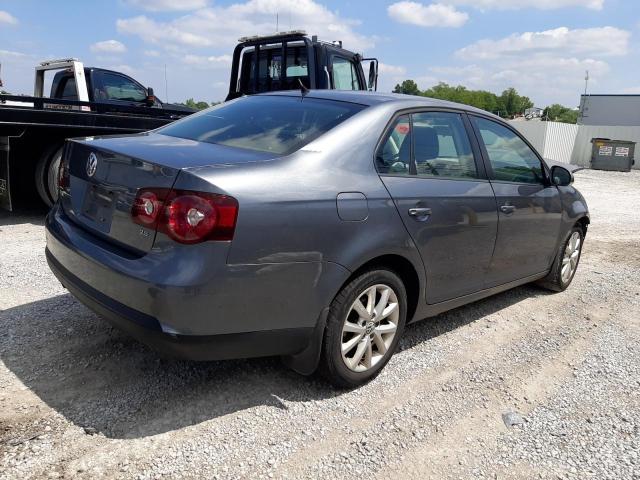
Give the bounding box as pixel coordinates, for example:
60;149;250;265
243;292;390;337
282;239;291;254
183;98;212;110
542;104;579;124
422;82;504;114
392;79;420;96
497;88;533;118
392;79;536;118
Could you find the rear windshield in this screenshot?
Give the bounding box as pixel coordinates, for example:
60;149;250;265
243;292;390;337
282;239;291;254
158;95;366;155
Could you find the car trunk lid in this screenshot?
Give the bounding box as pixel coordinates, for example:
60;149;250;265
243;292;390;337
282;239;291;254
60;133;277;254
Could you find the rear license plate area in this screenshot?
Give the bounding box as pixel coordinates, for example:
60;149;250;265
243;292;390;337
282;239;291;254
81;185;115;233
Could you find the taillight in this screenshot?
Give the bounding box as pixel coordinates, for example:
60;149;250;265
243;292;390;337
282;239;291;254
58;158;70;191
132;188;239;244
132;190;161;226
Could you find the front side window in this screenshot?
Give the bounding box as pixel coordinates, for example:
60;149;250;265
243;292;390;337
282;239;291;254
472;117;544;184
98;73;146;102
332;56;360;90
159;95;366;156
412;112;477;179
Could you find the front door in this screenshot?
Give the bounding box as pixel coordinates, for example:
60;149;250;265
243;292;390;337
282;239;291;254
378;111;498;304
469;115;562;287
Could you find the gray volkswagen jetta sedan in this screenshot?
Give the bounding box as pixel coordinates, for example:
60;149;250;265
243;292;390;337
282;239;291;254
45;90;589;387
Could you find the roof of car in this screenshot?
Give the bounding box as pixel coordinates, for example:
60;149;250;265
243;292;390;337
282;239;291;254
260;89;500;118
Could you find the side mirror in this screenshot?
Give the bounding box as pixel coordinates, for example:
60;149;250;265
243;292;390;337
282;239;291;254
368;60;377;91
146;87;156;107
550;165;573;186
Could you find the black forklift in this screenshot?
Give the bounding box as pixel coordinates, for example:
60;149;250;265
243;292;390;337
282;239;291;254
226;30;378;100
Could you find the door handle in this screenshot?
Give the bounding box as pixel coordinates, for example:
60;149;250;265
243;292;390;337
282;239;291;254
500;205;516;214
408;207;432;219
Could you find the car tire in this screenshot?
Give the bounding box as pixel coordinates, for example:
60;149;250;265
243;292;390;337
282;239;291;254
35;145;63;208
318;269;407;388
537;226;584;292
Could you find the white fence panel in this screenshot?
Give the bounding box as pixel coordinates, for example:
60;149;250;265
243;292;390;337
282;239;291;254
509;121;546;154
544;122;579;164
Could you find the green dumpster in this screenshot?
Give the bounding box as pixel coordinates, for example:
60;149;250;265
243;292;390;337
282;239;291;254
591;138;636;172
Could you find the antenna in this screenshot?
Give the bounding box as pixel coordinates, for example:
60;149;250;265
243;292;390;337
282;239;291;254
298;78;309;99
276;13;279;32
164;64;169;103
584;70;589;96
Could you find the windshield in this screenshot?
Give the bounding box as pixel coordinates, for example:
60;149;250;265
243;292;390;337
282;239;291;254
158;95;366;155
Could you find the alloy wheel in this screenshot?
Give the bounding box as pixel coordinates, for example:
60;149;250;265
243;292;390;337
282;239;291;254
561;231;581;284
341;284;399;372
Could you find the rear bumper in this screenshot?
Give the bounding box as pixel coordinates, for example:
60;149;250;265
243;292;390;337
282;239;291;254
45;203;349;360
47;250;313;360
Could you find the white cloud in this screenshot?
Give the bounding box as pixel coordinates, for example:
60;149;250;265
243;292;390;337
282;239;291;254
117;16;212;47
90;39;127;53
415;26;631;106
456;26;630;60
124;0;208;11
183;54;232;68
378;63;407;75
0;10;18;25
144;49;161;57
621;86;640;94
103;64;136;75
445;0;603;10
117;0;373;52
0;49;26;58
422;57;610;107
387;2;468;28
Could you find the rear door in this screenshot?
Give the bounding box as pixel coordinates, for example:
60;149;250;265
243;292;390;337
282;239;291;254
469;115;562;286
378;110;498;304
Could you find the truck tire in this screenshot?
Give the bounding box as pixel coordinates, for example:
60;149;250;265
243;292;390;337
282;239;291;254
35;145;63;207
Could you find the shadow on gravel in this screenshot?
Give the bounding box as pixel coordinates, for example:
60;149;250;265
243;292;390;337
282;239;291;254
1;286;550;440
0;204;48;227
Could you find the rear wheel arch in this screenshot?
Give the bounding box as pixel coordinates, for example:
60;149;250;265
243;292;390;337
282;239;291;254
342;254;421;323
282;254;421;377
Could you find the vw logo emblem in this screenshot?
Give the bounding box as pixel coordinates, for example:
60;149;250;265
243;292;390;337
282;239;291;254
86;152;98;178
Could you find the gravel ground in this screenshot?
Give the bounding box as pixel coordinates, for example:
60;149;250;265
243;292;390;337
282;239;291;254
1;169;639;480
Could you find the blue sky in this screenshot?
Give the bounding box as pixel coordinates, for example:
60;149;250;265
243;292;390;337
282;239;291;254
1;0;638;107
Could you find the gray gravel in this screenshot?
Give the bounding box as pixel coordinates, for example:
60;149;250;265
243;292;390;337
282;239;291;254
1;169;639;479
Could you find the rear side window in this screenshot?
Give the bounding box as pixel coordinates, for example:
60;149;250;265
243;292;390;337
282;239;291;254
158;96;366;155
58;77;78;100
376;111;477;179
376;115;411;174
412;112;477;179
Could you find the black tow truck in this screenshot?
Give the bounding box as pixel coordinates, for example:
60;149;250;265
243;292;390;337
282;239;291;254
226;30;378;100
0;58;194;209
1;31;378;210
